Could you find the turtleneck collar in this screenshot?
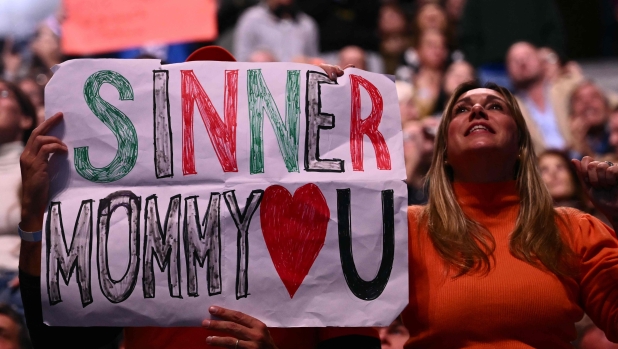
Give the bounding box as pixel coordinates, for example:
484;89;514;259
0;141;24;168
452;180;520;212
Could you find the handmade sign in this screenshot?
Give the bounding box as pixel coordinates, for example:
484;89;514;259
42;59;408;327
61;0;217;54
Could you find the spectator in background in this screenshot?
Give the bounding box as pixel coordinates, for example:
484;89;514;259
459;0;564;87
0;303;32;349
432;60;475;115
399;30;448;117
249;49;278;62
338;46;366;71
506;42;580;154
396;81;419;124
538;150;590;212
234;0;319;62
0;80;36;316
569;81;613;157
410;2;448;46
16;77;43;125
403;117;439;205
444;0;466;49
378;3;410;74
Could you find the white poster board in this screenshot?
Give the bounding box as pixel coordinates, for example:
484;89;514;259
42;59;408;327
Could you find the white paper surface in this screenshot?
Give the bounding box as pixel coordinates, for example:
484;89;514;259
41;59;408;327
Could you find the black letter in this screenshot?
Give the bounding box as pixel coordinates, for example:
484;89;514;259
153;70;173;178
97;191;141;303
337;189;394;300
143;194;181;298
184;193;222;297
46;200;94;307
223;190;263;299
304;71;344;172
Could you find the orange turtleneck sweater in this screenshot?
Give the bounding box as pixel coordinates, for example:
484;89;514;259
402;181;618;348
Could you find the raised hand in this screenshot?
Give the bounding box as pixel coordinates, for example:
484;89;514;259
572;156;618;223
203;306;278;349
318;64;355;82
19;112;67;232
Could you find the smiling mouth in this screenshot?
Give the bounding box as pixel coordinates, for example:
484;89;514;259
465;124;495;136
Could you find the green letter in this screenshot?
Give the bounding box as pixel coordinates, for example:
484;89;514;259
75;70;138;183
247;69;300;174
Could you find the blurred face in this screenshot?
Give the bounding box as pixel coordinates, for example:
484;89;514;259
417;31;447;70
399;97;420;123
249;50;277;62
417;4;447;32
445;0;466;21
0;314;19;349
446;89;519;172
379;319;410;349
538;153;575;201
443;61;474;96
18;79;44;108
339;46;366;71
570;83;609;129
379;6;407;35
506;43;543;89
0;82;32;144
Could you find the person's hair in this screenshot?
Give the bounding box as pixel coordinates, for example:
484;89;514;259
537;149;588;207
0;303;33;349
568;80;610;116
0;79;37;144
423;81;576;277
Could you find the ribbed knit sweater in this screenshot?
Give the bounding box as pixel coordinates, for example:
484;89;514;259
403;181;618;348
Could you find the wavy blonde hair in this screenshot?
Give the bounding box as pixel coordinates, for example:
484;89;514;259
424;82;576;277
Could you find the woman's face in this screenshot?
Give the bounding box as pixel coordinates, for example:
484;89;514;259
443;61;474;96
0;82;30;144
539;153;575;201
446;88;519;174
416;4;447;32
417;31;447;70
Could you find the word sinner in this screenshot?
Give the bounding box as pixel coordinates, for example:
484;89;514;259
46;188;395;307
74;69;392;183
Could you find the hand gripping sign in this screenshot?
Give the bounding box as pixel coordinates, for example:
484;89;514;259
42;59;408;327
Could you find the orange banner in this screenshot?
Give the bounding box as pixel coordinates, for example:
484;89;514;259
62;0;217;55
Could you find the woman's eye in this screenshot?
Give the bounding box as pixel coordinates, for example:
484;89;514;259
488;104;503;110
454;106;467;114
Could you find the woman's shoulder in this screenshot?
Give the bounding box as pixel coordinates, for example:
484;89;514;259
407;205;427;221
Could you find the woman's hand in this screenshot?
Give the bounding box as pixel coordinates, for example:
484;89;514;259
318;64;354;81
20;112;67;232
572;156;618;224
203;306;278;349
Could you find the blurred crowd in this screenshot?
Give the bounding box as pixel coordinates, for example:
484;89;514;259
1;0;618;348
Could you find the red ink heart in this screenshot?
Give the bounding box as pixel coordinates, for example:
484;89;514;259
260;183;329;298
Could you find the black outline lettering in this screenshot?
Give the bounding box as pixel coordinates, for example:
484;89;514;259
184;194;222;297
337;189;394;300
97;191;141;303
143;194;182;298
46;200;94;307
153;70;174;178
304;71;345;172
223;190;264;299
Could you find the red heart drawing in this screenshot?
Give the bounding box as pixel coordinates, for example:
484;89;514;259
260;183;330;298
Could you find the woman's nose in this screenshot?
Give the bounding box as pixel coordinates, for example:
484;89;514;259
469;104;488;119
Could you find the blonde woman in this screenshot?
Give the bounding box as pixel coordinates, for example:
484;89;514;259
403;81;618;348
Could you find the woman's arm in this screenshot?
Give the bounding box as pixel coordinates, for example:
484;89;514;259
19;113;122;349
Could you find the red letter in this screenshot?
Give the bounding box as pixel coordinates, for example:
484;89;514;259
349;75;391;171
182;70;238;174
